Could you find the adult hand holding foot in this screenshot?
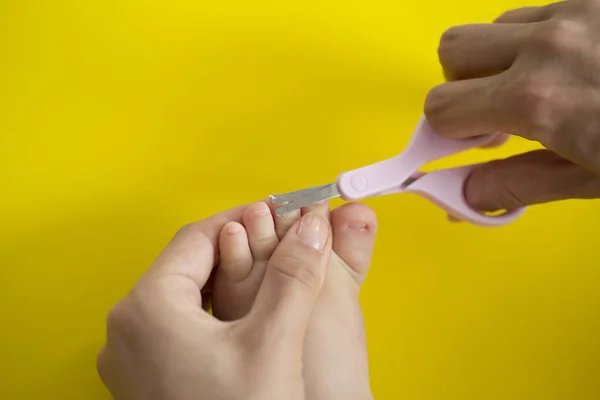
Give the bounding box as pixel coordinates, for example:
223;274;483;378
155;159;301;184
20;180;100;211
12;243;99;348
97;205;333;400
97;201;377;400
212;201;376;400
425;0;600;212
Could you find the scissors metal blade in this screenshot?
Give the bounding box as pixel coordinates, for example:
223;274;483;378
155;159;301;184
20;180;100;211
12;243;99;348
270;183;341;217
269;184;331;205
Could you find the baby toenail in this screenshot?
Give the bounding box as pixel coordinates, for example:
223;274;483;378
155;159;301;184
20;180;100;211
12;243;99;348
347;222;370;232
227;225;243;235
254;209;270;217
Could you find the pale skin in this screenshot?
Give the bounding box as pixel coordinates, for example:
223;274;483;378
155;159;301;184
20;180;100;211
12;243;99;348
97;200;377;400
98;1;600;398
212;201;375;400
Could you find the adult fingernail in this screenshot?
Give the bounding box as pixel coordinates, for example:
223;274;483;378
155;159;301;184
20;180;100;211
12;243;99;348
296;213;329;251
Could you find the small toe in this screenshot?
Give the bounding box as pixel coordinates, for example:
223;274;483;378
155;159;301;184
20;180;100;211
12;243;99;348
272;208;301;240
330;203;377;282
218;221;253;282
301;201;331;220
243;202;279;261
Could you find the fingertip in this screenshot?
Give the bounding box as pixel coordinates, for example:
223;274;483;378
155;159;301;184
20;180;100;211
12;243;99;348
424;83;462;138
464;161;512;212
424;84;446;123
494;4;558;24
463;150;600;212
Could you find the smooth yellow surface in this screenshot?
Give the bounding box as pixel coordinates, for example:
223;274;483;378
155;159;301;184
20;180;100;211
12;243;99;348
1;0;599;399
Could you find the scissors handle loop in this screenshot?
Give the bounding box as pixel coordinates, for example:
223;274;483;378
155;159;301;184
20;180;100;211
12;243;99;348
336;116;526;227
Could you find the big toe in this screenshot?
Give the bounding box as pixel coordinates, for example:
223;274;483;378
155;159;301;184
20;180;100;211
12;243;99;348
302;202;377;400
330;203;377;283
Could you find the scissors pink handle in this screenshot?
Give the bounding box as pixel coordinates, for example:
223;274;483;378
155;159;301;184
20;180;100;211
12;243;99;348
403;166;525;227
336;116;526;227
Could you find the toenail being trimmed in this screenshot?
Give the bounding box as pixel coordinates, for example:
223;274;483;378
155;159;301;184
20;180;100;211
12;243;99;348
254;209;270;217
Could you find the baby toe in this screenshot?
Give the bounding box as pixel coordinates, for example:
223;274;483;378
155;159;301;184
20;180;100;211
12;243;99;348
301;201;331;220
218;221;253;282
243;202;279;262
272;208;301;240
330;203;377;282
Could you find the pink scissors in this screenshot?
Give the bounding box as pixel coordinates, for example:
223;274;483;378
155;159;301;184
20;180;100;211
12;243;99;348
269;115;526;227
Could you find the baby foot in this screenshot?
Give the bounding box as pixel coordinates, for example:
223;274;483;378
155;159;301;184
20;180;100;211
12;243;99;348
301;202;376;400
212;202;299;321
213;200;377;400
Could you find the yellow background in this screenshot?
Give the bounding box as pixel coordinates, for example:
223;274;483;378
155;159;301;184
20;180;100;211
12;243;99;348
1;0;599;399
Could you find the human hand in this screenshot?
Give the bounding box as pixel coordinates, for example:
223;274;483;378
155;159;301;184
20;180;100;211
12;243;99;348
97;204;334;400
425;0;600;211
211;201;377;400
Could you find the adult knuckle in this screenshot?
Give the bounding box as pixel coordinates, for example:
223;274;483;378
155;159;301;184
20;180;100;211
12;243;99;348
494;8;518;23
96;345;117;380
506;75;557;138
438;26;463;67
96;348;105;371
106;303;123;330
529;19;583;53
270;253;320;291
96;348;110;385
106;299;135;336
439;26;461;46
174;222;196;238
582;0;600;12
572;121;600;173
518;79;550;115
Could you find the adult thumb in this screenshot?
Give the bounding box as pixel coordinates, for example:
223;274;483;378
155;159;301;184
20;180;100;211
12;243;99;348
245;212;332;344
464;149;600;211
